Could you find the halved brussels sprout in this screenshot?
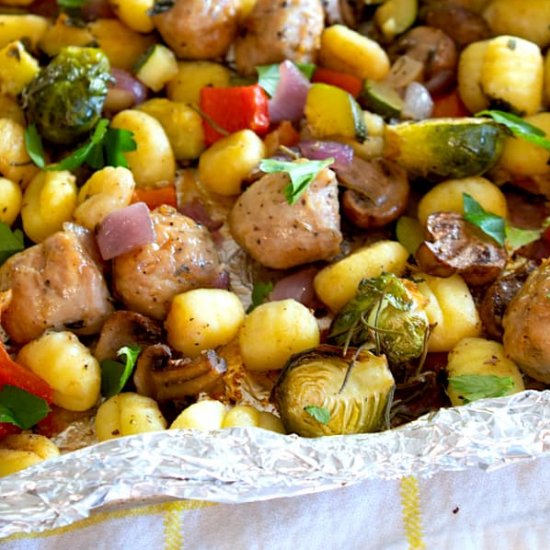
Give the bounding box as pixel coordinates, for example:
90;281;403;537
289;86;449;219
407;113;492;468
383;118;505;180
329;273;429;365
272;345;395;437
24;46;111;144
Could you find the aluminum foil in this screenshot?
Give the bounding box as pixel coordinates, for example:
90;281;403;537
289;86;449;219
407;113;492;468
1;389;549;539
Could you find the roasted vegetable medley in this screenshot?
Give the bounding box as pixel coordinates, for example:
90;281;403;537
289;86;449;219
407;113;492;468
1;0;550;477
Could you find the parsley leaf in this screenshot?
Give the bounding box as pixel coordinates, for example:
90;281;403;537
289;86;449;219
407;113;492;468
505;225;542;253
476;110;550;150
25;119;136;172
0;385;50;429
0;223;24;266
256;62;316;97
247;281;273;313
260;157;334;204
462;193;506;245
100;345;141;398
57;0;86;8
448;375;515;404
304;405;330;425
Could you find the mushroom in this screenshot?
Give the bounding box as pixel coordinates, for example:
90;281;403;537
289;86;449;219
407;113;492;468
94;310;163;362
334;157;409;229
479;259;537;340
415;211;507;285
133;344;227;401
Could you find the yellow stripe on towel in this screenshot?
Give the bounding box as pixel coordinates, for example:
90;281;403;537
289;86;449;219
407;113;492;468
399;476;426;550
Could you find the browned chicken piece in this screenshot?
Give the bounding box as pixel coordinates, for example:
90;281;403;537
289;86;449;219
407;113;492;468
229;167;342;269
503;259;550;383
415;212;507;285
113;205;222;320
94;310;163;362
479;259;537;340
153;0;239;59
234;0;325;76
334;157;409;229
0;230;113;344
134;344;226;401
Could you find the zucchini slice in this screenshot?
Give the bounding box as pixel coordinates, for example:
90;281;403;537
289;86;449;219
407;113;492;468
360;79;404;119
135;44;178;92
304;82;367;142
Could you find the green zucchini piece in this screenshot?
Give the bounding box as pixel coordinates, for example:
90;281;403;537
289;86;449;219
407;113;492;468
360;79;404;119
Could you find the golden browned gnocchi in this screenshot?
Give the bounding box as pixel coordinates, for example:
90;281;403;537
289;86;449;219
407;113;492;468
166;289;246;358
0;434;60;477
0;176;22;226
95;392;167;441
17;331;101;412
21;170;77;243
239;299;320;372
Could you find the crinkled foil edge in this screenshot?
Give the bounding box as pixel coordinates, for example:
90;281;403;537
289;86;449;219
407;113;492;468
0;389;549;538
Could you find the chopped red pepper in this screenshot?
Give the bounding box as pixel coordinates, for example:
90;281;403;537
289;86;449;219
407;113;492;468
199;84;270;145
0;341;53;437
132;185;177;210
312;67;362;98
431;90;470;118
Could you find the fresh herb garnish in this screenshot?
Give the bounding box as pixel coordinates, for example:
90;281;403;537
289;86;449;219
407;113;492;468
505;225;542;253
25;119;137;172
448;374;515;404
0;385;50;429
256;62;316;97
0;223;24;267
260;157;334;204
100;345;141;398
476;110;550;150
304;405;330;425
462;193;506;245
247;281;273;313
56;0;86;8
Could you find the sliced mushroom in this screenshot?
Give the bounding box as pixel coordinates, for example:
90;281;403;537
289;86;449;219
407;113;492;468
94;310;163;362
335;157;409;229
134;344;227;401
321;0;358;27
479;259;537;340
415;212;507;285
422;5;491;48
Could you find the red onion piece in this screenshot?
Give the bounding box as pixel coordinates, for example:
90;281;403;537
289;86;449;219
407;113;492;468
298;140;354;169
402;82;434;120
178;198;223;232
269;267;319;309
96;202;155;261
81;0;115;20
104;69;148;113
269;61;311;123
212;270;230;289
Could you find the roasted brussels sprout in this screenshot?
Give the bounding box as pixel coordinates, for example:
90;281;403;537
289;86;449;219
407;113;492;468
329;273;429;365
24;47;111;144
272;345;395;437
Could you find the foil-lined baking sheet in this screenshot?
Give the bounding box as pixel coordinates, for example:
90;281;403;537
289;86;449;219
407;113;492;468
0;389;548;539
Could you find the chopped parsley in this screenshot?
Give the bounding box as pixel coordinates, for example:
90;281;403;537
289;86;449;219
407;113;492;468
448;374;515;404
0;223;24;267
0;385;50;429
304;405;330;425
100;345;141;399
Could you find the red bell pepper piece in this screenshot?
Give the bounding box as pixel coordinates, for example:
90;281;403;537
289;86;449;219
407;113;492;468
0;341;53;437
312;67;362;98
199;84;270;145
132;185;177;210
431;89;470;118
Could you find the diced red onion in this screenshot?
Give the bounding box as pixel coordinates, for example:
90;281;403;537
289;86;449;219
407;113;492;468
96;202;155;261
298;140;354;169
212;270;230;289
269;267;319;309
81;0;115;20
178;198;223;232
104;69;148;113
402;82;434;120
269;61;311;123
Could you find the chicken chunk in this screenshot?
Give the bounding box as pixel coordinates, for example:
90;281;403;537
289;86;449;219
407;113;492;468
113;205;222;320
503;259;550;383
153;0;239;59
229;167;342;269
234;0;325;76
0;230;113;344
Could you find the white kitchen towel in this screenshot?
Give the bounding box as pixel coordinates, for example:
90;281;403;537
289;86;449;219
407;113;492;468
2;454;549;550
